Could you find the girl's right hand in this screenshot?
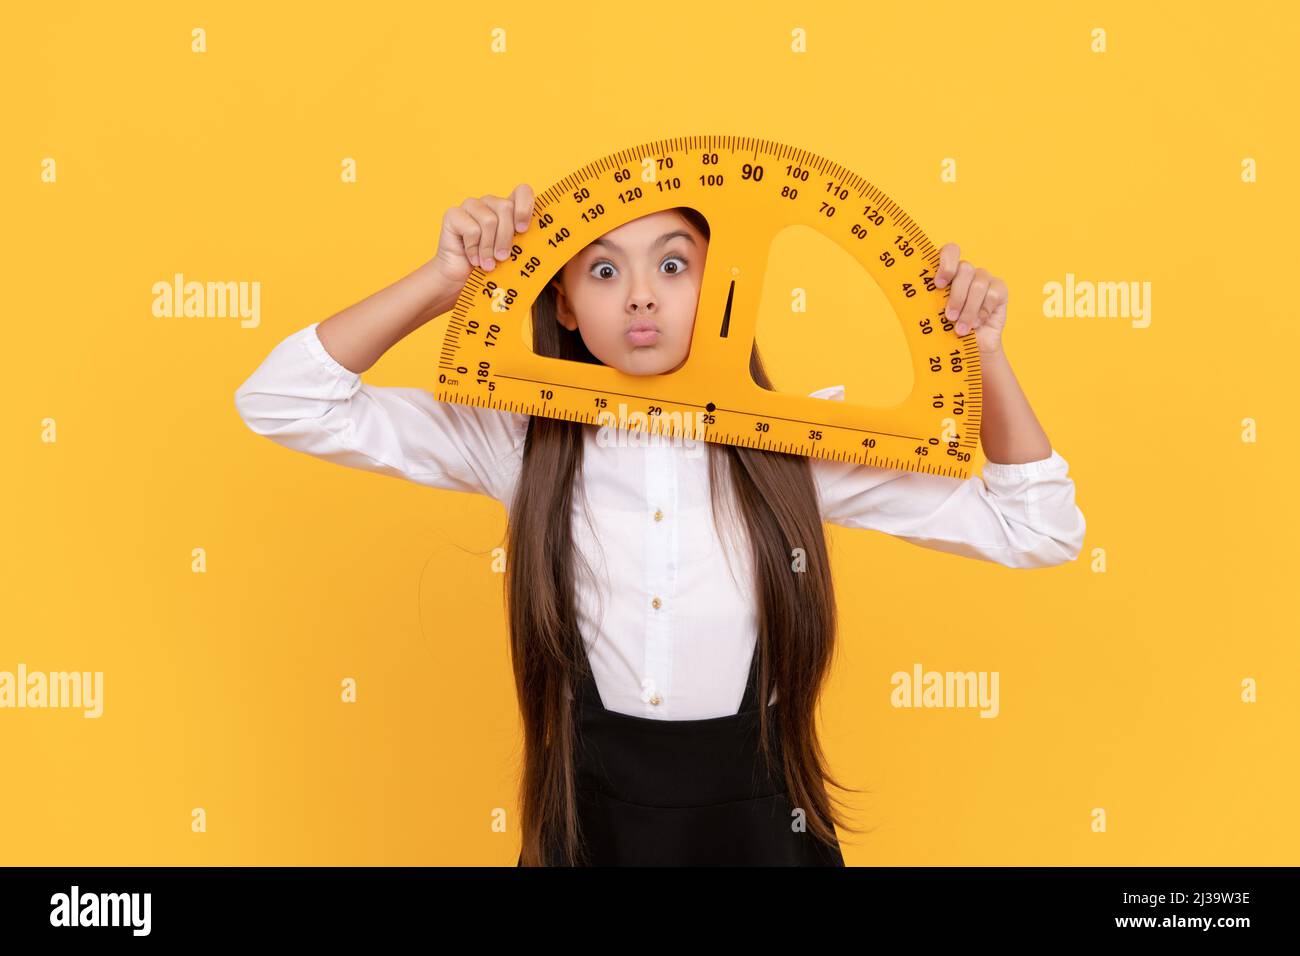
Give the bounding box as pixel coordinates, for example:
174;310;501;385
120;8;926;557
431;183;536;286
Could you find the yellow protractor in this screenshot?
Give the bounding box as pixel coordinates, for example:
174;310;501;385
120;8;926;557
435;134;981;479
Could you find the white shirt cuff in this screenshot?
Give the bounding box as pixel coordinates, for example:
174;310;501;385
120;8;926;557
302;321;361;384
983;448;1068;481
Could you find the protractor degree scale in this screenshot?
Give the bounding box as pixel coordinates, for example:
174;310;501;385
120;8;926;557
437;134;981;479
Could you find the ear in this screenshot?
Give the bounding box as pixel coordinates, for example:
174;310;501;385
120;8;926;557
551;277;579;332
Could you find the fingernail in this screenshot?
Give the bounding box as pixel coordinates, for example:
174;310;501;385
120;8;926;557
956;323;968;335
945;306;957;320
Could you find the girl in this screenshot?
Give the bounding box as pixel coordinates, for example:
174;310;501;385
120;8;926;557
234;183;1086;867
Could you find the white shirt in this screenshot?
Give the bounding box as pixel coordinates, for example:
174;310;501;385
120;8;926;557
235;322;1087;720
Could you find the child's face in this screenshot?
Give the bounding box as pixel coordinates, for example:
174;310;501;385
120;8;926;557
550;210;708;375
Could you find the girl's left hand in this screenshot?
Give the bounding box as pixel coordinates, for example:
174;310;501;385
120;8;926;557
934;242;1007;354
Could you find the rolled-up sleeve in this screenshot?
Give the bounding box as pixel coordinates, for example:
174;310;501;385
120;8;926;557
234;322;528;503
806;386;1086;569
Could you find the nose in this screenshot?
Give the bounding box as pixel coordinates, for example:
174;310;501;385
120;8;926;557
627;294;656;314
627;273;656;314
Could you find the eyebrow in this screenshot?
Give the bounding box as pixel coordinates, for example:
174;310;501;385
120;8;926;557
588;230;697;255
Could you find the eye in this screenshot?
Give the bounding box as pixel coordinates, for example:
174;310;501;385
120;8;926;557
588;260;618;280
661;255;688;275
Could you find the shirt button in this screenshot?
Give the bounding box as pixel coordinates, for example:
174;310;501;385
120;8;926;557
649;694;662;705
653;508;663;521
651;596;662;609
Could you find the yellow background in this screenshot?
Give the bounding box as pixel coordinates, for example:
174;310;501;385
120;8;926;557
2;0;1296;865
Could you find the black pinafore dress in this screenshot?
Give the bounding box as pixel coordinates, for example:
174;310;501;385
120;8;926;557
518;644;846;867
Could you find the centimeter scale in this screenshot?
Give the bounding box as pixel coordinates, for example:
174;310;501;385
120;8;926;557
436;135;981;479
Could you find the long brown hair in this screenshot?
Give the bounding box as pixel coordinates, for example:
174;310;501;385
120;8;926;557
508;206;866;865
